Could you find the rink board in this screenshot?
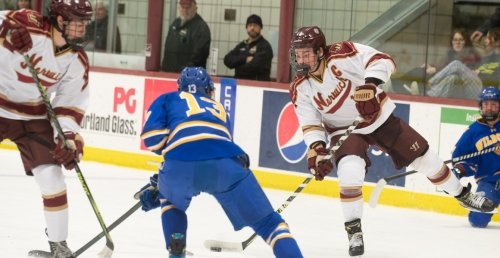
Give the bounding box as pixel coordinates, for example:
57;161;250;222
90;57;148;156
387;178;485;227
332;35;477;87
1;70;497;222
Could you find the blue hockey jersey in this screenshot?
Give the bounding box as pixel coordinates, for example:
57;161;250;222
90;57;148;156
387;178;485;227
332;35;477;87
141;91;245;160
452;119;500;183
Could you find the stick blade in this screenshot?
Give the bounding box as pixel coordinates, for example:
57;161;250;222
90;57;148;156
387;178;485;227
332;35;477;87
369;179;387;208
203;239;243;252
97;245;114;258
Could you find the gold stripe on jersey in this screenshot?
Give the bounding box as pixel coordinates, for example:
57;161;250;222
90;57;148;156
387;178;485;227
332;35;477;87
146;134;168;152
141;128;170;151
141;128;170;140
168;120;232;141
302;124;325;135
161;133;232;155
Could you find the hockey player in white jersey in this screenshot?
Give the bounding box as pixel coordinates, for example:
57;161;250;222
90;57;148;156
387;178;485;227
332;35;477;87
288;26;496;257
0;0;92;257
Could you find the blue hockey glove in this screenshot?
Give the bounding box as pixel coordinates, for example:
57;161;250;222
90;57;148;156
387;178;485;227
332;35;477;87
140;188;160;212
133;173;159;199
149;173;159;187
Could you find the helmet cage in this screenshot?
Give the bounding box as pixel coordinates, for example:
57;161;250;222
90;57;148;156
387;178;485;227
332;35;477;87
177;67;215;98
289;47;312;76
478;86;500;121
289;26;326;76
49;0;93;50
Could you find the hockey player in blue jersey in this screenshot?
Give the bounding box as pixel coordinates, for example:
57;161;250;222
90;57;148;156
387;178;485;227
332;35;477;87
137;67;303;258
452;86;500;227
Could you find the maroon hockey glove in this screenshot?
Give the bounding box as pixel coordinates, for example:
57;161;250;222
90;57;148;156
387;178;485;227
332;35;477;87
53;133;84;170
3;21;32;54
307;141;334;181
352;83;381;122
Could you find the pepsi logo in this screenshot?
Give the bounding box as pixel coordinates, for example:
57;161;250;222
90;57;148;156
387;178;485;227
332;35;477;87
276;102;307;163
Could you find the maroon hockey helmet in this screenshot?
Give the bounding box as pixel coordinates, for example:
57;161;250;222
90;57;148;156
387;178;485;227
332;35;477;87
290;26;326;51
289;26;327;76
49;0;93;21
49;0;93;49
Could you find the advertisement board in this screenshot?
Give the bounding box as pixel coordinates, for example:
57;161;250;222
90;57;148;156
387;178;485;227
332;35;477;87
80;72;145;151
258;90;410;185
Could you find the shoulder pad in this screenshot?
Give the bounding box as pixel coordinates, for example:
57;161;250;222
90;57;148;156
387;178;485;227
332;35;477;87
7;9;43;30
325;41;358;60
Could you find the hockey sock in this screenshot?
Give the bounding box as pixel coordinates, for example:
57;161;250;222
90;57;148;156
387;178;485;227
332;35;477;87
428;166;462;196
33;164;68;242
251;212;303;258
160;201;187;249
340;187;364;222
43;195;69;242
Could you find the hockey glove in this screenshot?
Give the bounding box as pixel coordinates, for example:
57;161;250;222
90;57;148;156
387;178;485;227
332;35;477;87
307;141;334;181
352;83;381;122
53;132;84;170
133;173;159;199
140;188;161;212
2;21;32;54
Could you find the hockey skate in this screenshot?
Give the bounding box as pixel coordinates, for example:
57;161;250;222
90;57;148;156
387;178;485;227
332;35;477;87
345;218;364;257
455;183;496;213
169;233;186;258
49;241;74;258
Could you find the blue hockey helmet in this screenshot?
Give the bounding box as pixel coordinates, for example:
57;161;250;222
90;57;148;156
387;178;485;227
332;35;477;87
177;67;215;98
478;86;499;121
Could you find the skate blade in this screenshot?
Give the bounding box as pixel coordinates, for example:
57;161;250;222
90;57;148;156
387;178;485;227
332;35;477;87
461;205;498;214
28;250;53;257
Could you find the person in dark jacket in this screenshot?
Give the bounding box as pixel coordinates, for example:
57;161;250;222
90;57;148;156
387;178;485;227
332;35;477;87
161;0;211;73
224;14;273;81
85;1;121;53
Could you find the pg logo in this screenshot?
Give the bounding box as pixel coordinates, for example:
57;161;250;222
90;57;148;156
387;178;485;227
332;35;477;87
113;87;136;113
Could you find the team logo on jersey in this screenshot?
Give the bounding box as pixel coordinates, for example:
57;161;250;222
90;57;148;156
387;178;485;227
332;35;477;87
276;102;307;163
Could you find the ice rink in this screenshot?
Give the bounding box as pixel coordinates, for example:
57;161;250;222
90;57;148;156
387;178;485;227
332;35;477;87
1;148;498;258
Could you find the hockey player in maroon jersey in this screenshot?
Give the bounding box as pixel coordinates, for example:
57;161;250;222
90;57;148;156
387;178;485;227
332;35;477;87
288;26;496;256
0;1;92;257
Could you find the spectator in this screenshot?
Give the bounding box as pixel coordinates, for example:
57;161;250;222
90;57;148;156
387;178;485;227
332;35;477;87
424;29;483;98
392;28;482;98
475;27;500;88
16;0;31;9
85;1;121;53
471;7;500;42
224;14;273;81
161;0;211;73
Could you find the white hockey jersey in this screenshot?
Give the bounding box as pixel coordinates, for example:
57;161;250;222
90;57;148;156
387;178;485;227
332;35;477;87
290;41;396;147
0;9;89;134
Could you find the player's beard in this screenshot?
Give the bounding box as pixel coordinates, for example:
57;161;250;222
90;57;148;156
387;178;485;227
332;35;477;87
308;56;324;75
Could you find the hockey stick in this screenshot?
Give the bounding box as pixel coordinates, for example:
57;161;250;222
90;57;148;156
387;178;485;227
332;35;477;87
23;55;114;257
73;201;140;256
204;118;361;252
368;145;500;208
